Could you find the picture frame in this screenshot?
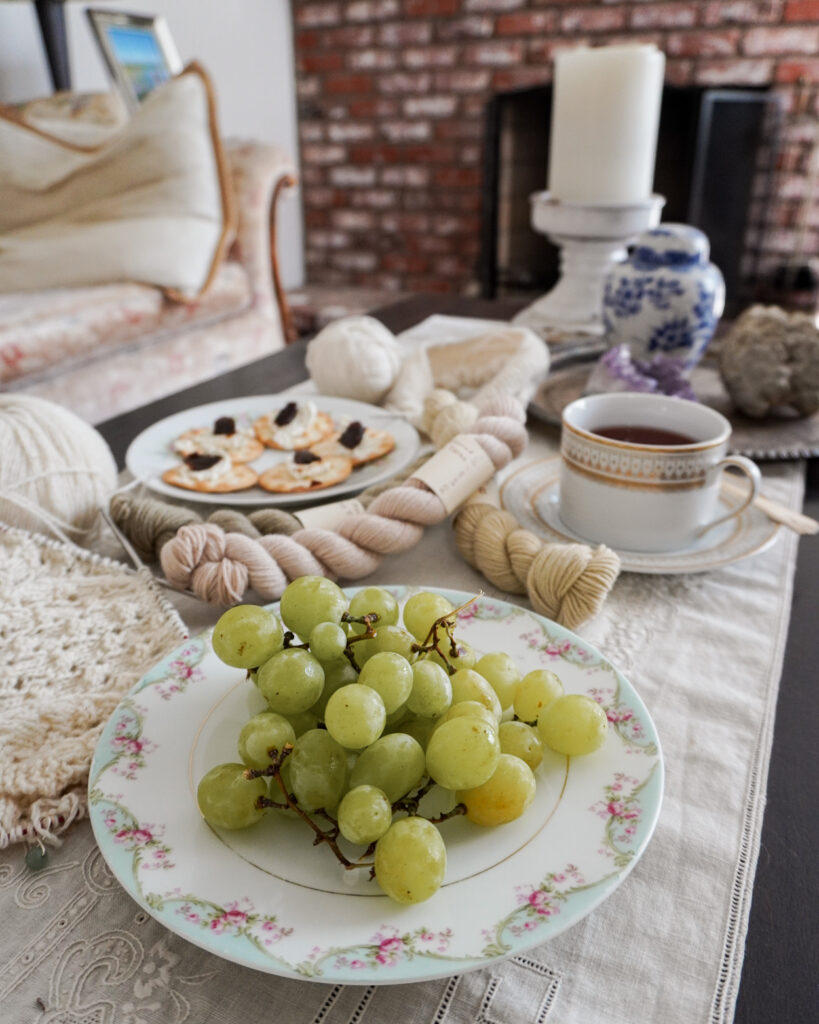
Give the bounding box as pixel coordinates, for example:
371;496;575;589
86;8;182;111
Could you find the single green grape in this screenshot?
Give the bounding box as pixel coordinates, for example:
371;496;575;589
374;817;446;904
324;684;386;749
349;732;426;802
359;651;413;714
458;754;536;826
347;587;399;634
425;639;476;674
514;669;564;724
537;694;608;756
285;709;319;737
279;576;347;638
449;669;502;721
196;763;267;829
403;591;455;642
257;648;325;715
396;715;437;751
309;621;347;662
498;720;543;771
309;657;359;720
237;712;296;770
425;716;500;791
475;652;522;711
212;605;283;669
337;785;393;845
433;699;498;735
288;728;348;811
406;660;452;718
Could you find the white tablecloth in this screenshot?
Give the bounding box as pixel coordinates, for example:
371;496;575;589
0;404;804;1024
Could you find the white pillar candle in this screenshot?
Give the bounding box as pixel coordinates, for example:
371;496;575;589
548;44;665;204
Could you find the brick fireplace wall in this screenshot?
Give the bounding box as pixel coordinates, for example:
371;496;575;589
293;1;819;299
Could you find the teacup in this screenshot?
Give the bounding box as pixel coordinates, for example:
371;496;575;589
559;392;760;552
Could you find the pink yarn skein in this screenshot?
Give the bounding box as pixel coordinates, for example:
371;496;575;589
160;393;528;605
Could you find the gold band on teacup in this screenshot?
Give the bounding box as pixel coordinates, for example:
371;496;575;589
561;455;707;492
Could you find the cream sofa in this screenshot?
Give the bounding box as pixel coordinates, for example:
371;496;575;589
0;140;297;424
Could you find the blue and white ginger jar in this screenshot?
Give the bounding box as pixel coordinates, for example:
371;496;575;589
602;224;725;372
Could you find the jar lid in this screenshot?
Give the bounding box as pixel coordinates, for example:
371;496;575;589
632;224;710;270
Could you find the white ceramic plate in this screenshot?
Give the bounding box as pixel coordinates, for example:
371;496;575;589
89;587;663;985
501;455;780;574
124;395;420;506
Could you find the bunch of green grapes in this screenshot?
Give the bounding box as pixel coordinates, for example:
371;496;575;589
197;580;609;906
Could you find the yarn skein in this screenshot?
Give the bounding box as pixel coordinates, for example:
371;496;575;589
0;395;117;543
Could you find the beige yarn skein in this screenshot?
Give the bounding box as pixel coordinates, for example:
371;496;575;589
0;395;118;542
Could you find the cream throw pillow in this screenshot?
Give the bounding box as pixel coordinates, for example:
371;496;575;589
0;63;234;299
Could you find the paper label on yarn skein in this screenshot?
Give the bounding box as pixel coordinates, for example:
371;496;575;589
294;498;365;532
462;479;500;509
411;435;496;515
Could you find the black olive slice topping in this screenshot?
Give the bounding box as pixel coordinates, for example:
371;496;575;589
183;453;223;472
213;416;236;435
294;450;321;465
339;421;365;449
274;402;298;426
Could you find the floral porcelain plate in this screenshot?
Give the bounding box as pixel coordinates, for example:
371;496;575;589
501;456;780;575
88;587;663;985
125;395;420;507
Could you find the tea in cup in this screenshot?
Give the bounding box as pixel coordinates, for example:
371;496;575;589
559;392;760;553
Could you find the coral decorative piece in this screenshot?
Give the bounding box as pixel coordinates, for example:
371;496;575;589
602;224;725;371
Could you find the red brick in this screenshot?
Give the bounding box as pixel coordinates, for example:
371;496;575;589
331;251;380;271
381;165;432;186
296;30;321;50
433;167;482;188
465;0;527;9
300;52;345;73
785;0;819;18
311;230;352;249
331;210;377;231
434;120;485;140
327;122;375;142
703;1;782;25
380;212;432;232
304;209;329;229
382;252;429;273
300;121;325;143
346;0;401;21
496;11;557;34
630;4;698;29
561;7;628;33
302;144;347;165
324;73;375;94
348;189;399;208
665;59;694;85
348;98;400;117
775;58;819;82
464;41;527;65
694;58;774;84
326;26;375;47
744;26;819;54
492;67;552;91
667;30;740;56
378;22;433;44
329;166;377;187
404;0;460;14
403;46;459;68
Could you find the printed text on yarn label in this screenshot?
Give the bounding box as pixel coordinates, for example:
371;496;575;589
295;499;365;531
411;436;495;514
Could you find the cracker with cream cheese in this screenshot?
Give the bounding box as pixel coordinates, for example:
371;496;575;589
258;452;353;494
162;453;259;493
254;400;335;450
310;420;395;466
173;416;264;463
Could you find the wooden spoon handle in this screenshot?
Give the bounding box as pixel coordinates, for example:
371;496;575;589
722;478;819;536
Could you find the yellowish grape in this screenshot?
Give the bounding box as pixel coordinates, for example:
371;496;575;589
538;693;608;756
514;669;564;724
458;754;536;826
374;817;446;904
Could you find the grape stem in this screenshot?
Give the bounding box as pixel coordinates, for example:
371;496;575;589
410;593;482;674
281;631;310;651
247;746;367;871
340;612;379;671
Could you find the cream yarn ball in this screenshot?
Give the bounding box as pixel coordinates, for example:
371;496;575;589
0;394;118;541
305;315;404;403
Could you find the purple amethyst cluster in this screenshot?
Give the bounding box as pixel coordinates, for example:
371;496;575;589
585;344;697;401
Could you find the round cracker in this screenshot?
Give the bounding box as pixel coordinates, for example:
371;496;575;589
173;427;264;463
258;455;353;494
162;462;259;493
254;410;335;450
310;427;396;466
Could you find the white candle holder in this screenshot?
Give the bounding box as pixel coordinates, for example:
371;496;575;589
513;192;666;341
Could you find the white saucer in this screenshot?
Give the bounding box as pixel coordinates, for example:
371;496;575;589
500;455;780;574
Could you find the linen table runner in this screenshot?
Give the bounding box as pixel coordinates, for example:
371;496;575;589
0;428;803;1024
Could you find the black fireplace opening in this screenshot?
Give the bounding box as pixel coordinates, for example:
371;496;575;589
480;84;783;318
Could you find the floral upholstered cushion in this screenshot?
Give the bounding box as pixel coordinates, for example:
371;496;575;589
0;262;251;386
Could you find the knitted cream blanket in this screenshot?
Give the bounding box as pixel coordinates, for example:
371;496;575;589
0;526;188;847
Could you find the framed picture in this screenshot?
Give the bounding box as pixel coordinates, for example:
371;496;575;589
86;9;182;111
